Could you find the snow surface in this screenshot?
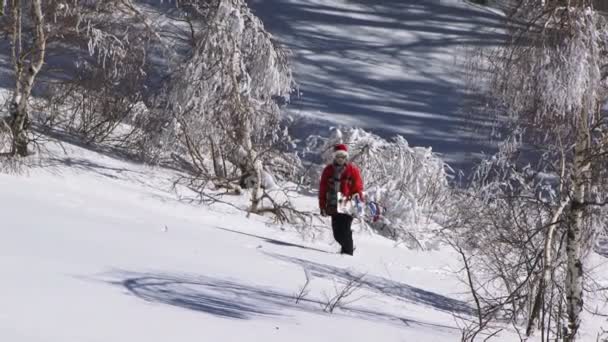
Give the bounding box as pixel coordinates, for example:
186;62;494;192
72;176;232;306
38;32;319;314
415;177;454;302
0;139;523;342
247;0;507;169
2;1;608;341
0;134;608;342
2;133;608;341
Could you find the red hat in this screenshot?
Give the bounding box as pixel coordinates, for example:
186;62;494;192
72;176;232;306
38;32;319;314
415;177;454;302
333;144;349;159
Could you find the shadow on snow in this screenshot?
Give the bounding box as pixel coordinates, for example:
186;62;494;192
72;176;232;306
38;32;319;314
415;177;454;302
105;251;471;328
247;0;508;170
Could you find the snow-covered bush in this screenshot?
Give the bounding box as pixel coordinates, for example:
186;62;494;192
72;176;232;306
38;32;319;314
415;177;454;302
19;0;301;190
454;3;608;338
136;0;300;215
309;128;452;248
0;1;156;155
43;60;148;146
441;138;573;337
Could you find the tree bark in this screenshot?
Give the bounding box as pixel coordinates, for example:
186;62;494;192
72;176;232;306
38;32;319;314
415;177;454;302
8;0;46;156
565;115;589;342
527;147;569;337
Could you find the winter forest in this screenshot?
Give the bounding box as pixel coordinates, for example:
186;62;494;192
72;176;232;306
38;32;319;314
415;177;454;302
2;0;608;341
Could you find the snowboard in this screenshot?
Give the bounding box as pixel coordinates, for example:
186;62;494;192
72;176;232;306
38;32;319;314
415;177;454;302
337;193;384;221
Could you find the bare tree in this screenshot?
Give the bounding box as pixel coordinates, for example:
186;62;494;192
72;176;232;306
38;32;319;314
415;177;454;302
143;0;298;215
294;267;312;304
322;273;366;313
456;1;608;340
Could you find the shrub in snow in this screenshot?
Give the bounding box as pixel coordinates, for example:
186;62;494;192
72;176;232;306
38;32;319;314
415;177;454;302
11;0;301;217
142;0;299;189
0;1;162;155
99;0;302;222
309;128;452;248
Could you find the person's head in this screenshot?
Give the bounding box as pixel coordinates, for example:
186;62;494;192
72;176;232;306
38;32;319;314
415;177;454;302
333;144;348;165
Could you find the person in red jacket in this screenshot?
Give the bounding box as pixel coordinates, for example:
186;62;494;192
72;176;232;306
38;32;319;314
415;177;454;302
319;144;364;255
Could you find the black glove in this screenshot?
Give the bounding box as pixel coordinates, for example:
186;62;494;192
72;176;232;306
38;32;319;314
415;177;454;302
320;209;327;217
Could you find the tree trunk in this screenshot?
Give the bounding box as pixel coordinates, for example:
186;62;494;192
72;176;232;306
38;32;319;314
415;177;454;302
527;183;569;335
226;36;263;212
8;0;46;156
526;201;568;337
10;101;28;156
565;118;589;341
527;141;569;337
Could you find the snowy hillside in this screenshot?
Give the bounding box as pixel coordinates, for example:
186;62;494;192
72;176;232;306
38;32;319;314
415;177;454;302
0;2;514;340
3;1;608;341
4;133;608;341
0;140;509;342
248;0;507;168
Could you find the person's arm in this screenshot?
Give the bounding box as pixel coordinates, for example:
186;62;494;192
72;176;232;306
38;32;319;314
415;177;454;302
319;166;330;210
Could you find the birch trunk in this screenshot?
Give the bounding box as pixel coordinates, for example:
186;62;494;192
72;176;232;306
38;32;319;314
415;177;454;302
526;148;569;337
225;33;263;211
526;201;569;336
565;114;589;341
8;0;46;156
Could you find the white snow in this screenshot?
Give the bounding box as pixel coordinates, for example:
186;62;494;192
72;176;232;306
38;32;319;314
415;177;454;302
2;134;607;342
2;1;608;341
0;140;520;342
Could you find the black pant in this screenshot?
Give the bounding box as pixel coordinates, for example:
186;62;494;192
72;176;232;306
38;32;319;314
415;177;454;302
331;214;354;255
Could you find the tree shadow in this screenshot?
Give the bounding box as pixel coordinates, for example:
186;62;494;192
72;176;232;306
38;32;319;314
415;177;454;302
265;252;473;315
32;125;188;174
26;127;189;204
105;269;466;332
214;226;331;254
247;0;508;170
41;156;143;180
25;125;154;179
109;271;284;319
32;125;139;161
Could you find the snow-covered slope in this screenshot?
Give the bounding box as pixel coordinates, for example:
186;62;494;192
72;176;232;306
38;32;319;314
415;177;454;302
0;140;520;342
3;135;608;341
3;1;608;341
248;0;506;169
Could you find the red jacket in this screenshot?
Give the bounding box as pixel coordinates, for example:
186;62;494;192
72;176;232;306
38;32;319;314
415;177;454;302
319;162;364;210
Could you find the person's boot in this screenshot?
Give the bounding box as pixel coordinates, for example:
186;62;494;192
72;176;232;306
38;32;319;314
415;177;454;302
341;247;353;256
